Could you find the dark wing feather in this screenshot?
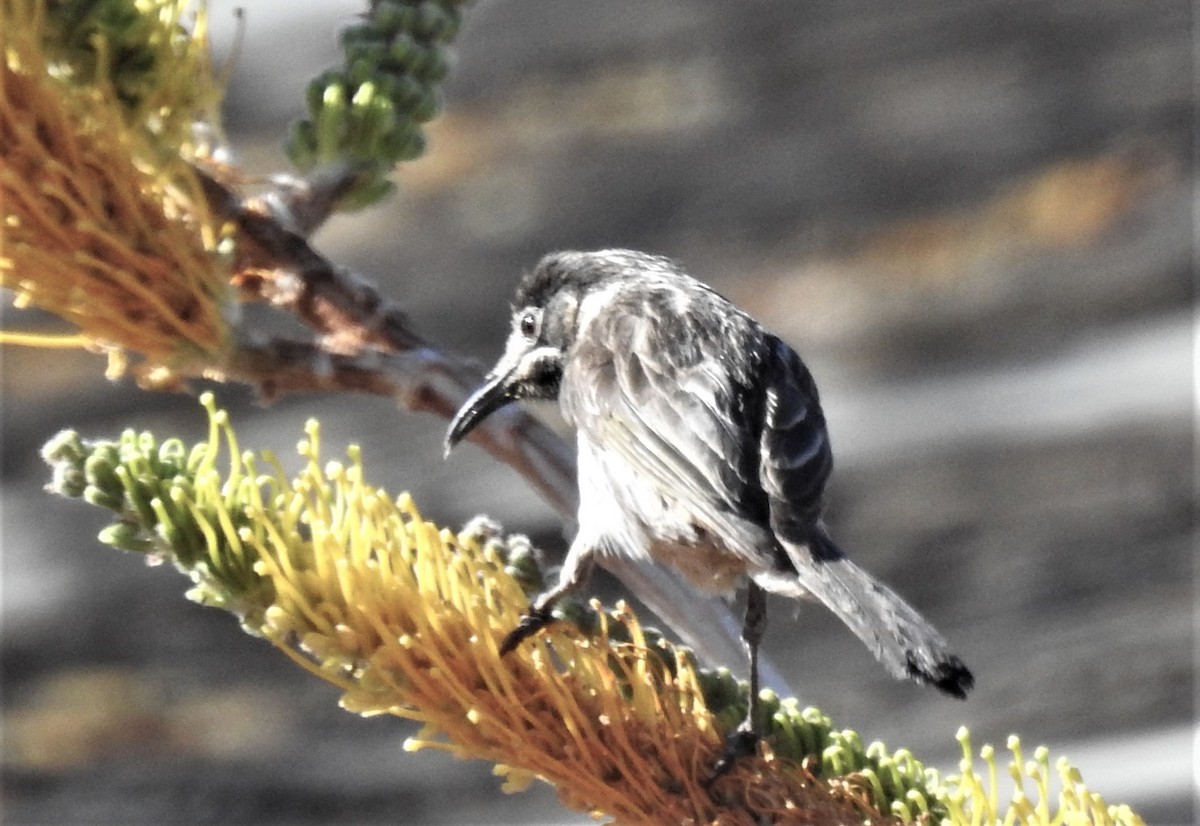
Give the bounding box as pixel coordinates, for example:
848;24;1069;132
757;336;834;542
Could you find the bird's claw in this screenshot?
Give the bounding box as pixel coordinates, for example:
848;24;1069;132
498;605;555;655
705;726;761;785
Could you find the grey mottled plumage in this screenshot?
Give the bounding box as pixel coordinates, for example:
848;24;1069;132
445;249;973;763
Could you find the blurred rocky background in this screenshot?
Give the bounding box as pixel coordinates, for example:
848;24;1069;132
1;1;1193;823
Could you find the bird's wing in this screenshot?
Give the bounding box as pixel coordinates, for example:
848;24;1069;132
756;336;834;542
562;291;775;558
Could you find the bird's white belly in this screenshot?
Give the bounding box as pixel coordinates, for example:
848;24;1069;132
574;436;748;595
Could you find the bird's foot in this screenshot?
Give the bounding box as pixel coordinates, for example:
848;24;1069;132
705;724;761;785
499;605;555;656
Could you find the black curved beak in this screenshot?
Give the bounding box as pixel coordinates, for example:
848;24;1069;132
444;369;516;457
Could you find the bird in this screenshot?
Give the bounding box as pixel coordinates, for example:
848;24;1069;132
444;249;973;772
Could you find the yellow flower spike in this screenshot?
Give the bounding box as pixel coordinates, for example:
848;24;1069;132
45;397;1156;826
1;0;233;376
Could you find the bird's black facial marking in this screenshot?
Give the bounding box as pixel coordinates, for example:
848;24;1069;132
520;350;563;399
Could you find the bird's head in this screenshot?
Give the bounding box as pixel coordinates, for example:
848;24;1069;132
445;250;647;454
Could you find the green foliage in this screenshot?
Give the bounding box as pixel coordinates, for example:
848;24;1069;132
37;0;220;143
285;0;471;210
41;412;272;621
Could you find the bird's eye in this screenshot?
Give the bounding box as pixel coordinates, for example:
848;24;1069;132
519;310;539;339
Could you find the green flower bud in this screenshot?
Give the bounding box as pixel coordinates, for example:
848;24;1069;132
414;2;461;42
409;89;441;124
339;22;382;51
99;522;155;553
375;3;416;36
379;126;426;162
285;119;320;171
385;32;422;70
84;445;122;494
49;463;88;499
388;74;426;108
83;483;125;512
336;176;397;211
41;429;87;464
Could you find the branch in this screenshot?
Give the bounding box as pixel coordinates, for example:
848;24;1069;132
197;167;425;354
198;336;578;519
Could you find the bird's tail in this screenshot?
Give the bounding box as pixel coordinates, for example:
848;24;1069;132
774;533;974;699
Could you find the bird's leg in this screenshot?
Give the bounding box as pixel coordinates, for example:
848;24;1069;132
499;542;596;656
708;582;768;782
